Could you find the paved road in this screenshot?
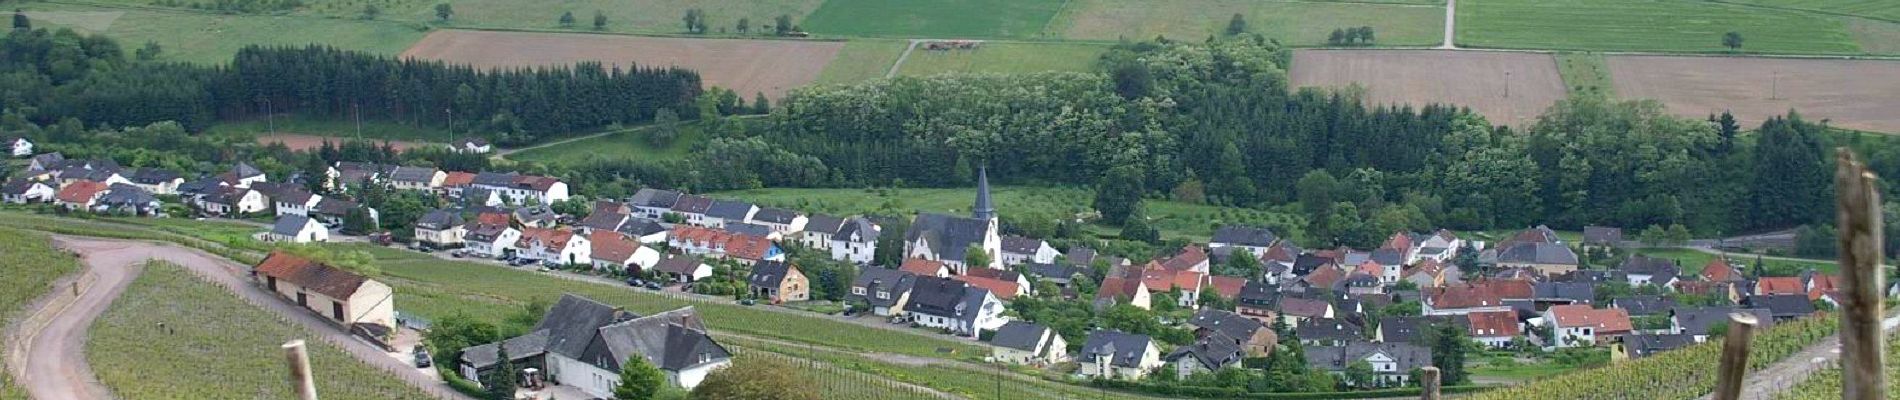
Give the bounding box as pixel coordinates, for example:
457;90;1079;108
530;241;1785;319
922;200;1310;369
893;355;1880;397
1700;314;1900;400
9;237;472;400
7;241;128;400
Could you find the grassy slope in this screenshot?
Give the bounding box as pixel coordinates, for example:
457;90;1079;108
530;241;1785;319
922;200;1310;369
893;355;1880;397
1554;52;1614;98
710;186;1305;241
802;0;1067;38
895;42;1108;77
1631;247;1837;276
814;39;910;85
1456;0;1862;54
19;3;426;65
86;262;429;399
204;114;457;144
1049;0;1443;46
507;122;704;165
0;228;84;400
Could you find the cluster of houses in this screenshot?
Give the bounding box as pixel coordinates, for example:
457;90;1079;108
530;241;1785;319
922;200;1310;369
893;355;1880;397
4;154;170;215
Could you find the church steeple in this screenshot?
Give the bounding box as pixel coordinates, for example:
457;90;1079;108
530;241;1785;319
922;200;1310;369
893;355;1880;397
972;166;996;221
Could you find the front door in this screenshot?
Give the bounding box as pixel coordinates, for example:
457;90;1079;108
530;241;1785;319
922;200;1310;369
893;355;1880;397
331;301;345;321
296;292;307;307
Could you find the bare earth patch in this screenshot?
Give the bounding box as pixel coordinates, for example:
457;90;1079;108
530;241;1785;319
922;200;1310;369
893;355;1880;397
399;30;844;99
257;133;427;152
1289;49;1566;127
1607;55;1900;133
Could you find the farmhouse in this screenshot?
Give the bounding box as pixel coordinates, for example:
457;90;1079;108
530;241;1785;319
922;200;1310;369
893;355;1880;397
1165;334;1245;379
458;295;730;396
991;321;1067;366
385;166;445;191
1077;330;1161;380
252;251;395;331
1466;310;1522;348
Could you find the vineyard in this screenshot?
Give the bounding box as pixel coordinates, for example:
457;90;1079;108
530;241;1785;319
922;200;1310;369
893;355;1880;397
1773;332;1900;399
1466;314;1839;400
728;346;948;400
84;262;430;399
0;228;83;400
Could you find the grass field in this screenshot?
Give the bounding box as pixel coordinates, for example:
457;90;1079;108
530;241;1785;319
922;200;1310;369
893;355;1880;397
1630;247;1837;276
1051;0;1444;46
1456;0;1865;54
1555;53;1615;98
802;0;1067;38
0;228;83;400
507;122;705;165
205;114;456;144
402;0;825;35
711;186;1306;241
814;39;910;84
18;3;427;64
1717;0;1900;22
86;262;429;399
895;42;1108;77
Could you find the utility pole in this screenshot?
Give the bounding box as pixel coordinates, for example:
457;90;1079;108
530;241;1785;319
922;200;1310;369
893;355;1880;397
445;107;454;144
264;98;275;135
353;103;362;140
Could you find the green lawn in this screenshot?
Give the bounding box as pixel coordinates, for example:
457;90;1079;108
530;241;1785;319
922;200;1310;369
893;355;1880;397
87;262;430;399
1631;247;1838;276
506;122;705;165
895;42;1108;77
711;186;1305;241
17;3;428;65
204;114;458;144
814;39;910;85
1456;0;1864;54
1050;0;1444;46
1554;52;1614;98
0;228;84;400
802;0;1068;38
1470;358;1578;382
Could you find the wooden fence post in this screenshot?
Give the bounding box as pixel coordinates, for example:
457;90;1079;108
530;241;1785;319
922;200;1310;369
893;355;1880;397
1835;148;1886;400
1712;313;1760;400
1419;366;1440;400
283;340;320;400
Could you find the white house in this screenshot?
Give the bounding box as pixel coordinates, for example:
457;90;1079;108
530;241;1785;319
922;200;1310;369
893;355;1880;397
271;189;322;217
462;224;522;258
589;231;662;273
516;227;590;265
992;321;1068;366
905;276;1008;338
630;188;684;220
414;209;468;249
126;168;185;195
831;217;880;265
265;215;330;243
458;296;731;397
470;172;569;206
2;180;55;204
1208;226;1279;260
1000;235;1059;266
385;166;445;191
253;251;395;330
4;137;30;157
1077;330;1162;380
198;186;268;216
747;207;807;236
653;256;713;283
450;138;493;154
1545;305;1633;348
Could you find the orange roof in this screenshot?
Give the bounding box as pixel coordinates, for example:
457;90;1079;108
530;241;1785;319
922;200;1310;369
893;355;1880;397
1756;277;1805;296
1382;231;1413;252
671;226;733;247
1481;279;1535;300
1304;267;1345;289
1429;284;1505;310
1160;245;1208;271
951;274;1020;300
1700;258;1741;282
1406;259;1445;277
1095;277;1146;301
1208;276;1248;300
1547;305;1632;334
476;212;511;226
516;227;577;250
1355;261;1383;276
253;251;369;299
724;235;775;261
56;180;109;204
588;231;643;262
1466;310;1520;338
1138;262;1204;292
1806;274;1839;301
900;258;948;276
441;171;476;187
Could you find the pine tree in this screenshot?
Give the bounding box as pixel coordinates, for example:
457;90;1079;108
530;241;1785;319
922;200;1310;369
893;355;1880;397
483;344;519;400
560;11;576;27
13;9;29;31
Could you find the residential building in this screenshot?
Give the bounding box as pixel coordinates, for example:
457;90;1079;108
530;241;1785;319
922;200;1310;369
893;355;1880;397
1671;307;1775;342
457;295;730;396
1077;330;1162;380
900;258;951;278
1093;276;1152;311
1136;262;1205;309
629;188;683;220
748;261;809;304
450;137;492;154
616;219;669;244
26;152;64;171
95;184;161;215
905;276;1007;338
1188;309;1276;356
798;214;844;250
1407;229;1464;264
1298;318;1363;347
252;251;394;330
385;166;445;191
1611;295;1677;317
1493;242;1580;276
1025;263;1086;287
1742;294;1816;322
748;207;806;235
55;180;110;210
414;209;468;250
1466;310;1521;348
589;231;661;274
952;273;1025;301
126;168;184;195
653;256;712;283
703;200;758;229
992;322;1068;366
516;228;591;265
1545;305;1633;347
830;217;880;264
1209;225;1279;260
462;223;522;258
1166;335;1244;379
265;215;329;243
1618;333;1696;359
4;137;30;157
1700;258;1744;283
2;180;54;203
668;194;715;226
1582;226;1623;250
1422;283;1511;316
1236;280;1277;321
1620;255;1682;287
219;161;268;188
197;186;266;215
849;267;916;316
470;172;569;205
1305;342;1433;388
1000;235;1058;265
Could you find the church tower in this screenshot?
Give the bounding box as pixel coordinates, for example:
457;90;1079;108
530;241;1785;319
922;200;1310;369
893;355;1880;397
972;166;996;222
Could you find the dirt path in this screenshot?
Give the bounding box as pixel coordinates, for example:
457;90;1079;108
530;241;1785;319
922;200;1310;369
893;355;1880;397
1698;314;1900;400
1440;0;1457;49
13;237;472;400
7;242;132;400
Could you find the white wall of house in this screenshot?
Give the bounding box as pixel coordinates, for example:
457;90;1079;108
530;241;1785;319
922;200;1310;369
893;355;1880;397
832;236;875;265
466;230;522;258
550;354;619;399
670;359;729;389
416;226;468;247
1077;344;1160;380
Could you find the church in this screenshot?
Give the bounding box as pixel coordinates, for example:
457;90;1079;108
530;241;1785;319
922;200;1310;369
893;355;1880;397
903;167;1003;275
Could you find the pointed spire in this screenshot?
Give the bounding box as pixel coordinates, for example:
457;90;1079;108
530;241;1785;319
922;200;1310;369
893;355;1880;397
972;165;995;221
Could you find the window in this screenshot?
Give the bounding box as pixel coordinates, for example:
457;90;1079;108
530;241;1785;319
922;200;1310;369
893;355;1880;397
877;291;889;300
852;287;866;296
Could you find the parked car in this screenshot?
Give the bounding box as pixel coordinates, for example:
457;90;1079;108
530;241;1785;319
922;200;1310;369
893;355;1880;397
626;278;644;287
450;251;465;258
413;346;432;368
643;281;661;290
739;299;756;306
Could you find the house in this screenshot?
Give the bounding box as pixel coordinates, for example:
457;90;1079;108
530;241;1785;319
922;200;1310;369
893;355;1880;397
1611;295;1677;317
252;251;394;330
1544;305;1633;347
849;267;917;316
1619;255;1682;287
264;214;330;243
589;231;661;274
900;258;952;278
55;165;130;188
4;137;30;157
652;256;712;283
905;276;1008;337
385;166;445;191
1159;245;1212;275
1026;263;1086;287
1671;307;1774;342
747;207;806;235
748;261;809;304
1618;333;1697;359
703;200;758;229
670;226;783;262
439;171;477;198
457;295;730;396
413;209;467;250
722;222;779;241
952;273;1026;301
2;180;54;203
126;168;184;195
1402;260;1452;289
1305;342;1433;388
95;184;161;215
1077;330;1162;380
1675;280;1743;304
512;206;560;229
722;235;783;263
1422;284;1509;316
668;194;716;226
616;219;670;244
1207;276;1248;302
830;217;880;264
1742;294;1816;322
470;172;570;205
1466;310;1521;348
1209;225;1279;260
630;188;683;220
326;162;383;191
54;180;110;210
449;137;493;154
1582;226;1623;250
991;321;1068;366
1166;335;1245;379
197;186;267;216
219;161;268;188
1188;309;1277;356
1374;316;1434;345
1298;318;1364;347
1000;235;1059;265
27;152;64;171
1369;248;1406;283
1278;296;1338;327
516;227;591;265
1094;277;1152;311
1408;230;1464;264
1236;280;1277;321
310;197;376;227
904;168;1002;274
1136;262;1206;309
797;214;844;250
1533;282;1596;308
1493;242;1580;276
1700;258;1745;282
462;223;522;258
260;185;321;217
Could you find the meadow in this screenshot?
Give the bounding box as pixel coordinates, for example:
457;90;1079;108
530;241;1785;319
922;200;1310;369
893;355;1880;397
1630;247;1837;276
894;42;1109;77
1718;0;1900;22
204;114;457;144
506;122;707;165
1456;0;1867;54
0;228;83;400
801;0;1068;38
1554;53;1615;98
86;262;430;399
711;186;1306;241
17;3;427;65
812;39;910;84
1050;0;1444;46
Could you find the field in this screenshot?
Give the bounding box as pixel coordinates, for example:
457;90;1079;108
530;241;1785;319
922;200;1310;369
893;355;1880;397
710;186;1306;241
1050;0;1444;46
399;30;843;99
1848;18;1900;54
1288;49;1568;127
1630;247;1837;276
1606;55;1900;133
894;42;1109;77
399;0;824;35
17;3;427;64
1718;0;1900;22
206;114;456;144
813;39;910;84
85;262;429;399
507;122;707;164
1554;53;1615;98
0;228;84;400
1456;0;1869;54
801;0;1067;38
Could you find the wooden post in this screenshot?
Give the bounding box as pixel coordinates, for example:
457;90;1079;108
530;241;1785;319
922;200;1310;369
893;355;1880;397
1836;148;1887;400
283;340;319;400
1712;313;1760;400
1419;366;1441;400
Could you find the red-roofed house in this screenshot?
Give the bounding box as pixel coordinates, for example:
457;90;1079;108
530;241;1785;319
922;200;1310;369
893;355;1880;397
588;231;660;274
1138;262;1206;309
1466;310;1521;348
517;227;590;265
723;235;783;263
1544;305;1632;348
1094;277;1151;310
1422;284;1510;316
1755;277;1805;296
252;251;395;330
1207;276;1248;301
1700;258;1743;282
1160;245;1210;274
55;180;110;210
900;258;951;278
952;274;1024;301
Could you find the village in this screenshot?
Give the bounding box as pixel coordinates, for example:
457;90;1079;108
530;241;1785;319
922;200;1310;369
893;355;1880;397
0;136;1853;398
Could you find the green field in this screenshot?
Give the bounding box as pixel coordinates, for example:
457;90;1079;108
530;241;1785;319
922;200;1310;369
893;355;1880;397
205;114;458;144
1456;0;1868;54
87;262;430;399
1050;0;1444;46
896;42;1108;77
1631;247;1838;276
1555;53;1615;98
802;0;1068;38
0;228;84;400
1717;0;1900;22
507;122;705;165
814;39;910;85
17;3;427;64
711;186;1305;241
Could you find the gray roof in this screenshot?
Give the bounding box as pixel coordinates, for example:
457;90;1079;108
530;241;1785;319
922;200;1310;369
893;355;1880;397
97;184;157;207
464;223;513;243
750;207;800;224
536;294;639;360
906;276;971;318
1743;295;1816;318
1624;333;1696;358
1376;316;1446;345
1533;282;1595;302
416;209;466;230
231;162;264;179
1673;307;1775;335
1297;318;1364;342
1165;334;1244;370
458;330;550;367
271;215;315;236
513;206;558;225
588;307;728;371
850;267;916;308
1583;226;1623;244
725;222;774;239
129;168;182;185
1211;226;1278;247
313;197;359;216
906;213;991;261
804;214;845;235
1612;295;1676;316
1079;330;1154;368
1619;255;1680;278
654;256;706;276
29;153;65;170
618;219;668;237
3;180;46;195
385;166;439;183
1001;235;1044;254
705;200;756;220
1496;242;1579;265
1188;309;1264;343
972;166;995;221
1304;341;1433;373
991;321;1053;352
471;172;518;187
578;211;628;232
670;195;714;214
749;261;798;288
1370;248;1405;266
630;188;682;209
1025;263;1084;283
836;217;879;242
